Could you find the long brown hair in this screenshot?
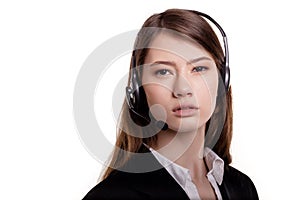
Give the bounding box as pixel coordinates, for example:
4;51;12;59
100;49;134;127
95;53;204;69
101;8;233;180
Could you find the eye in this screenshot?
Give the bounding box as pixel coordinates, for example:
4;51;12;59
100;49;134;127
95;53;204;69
155;69;172;76
192;66;208;73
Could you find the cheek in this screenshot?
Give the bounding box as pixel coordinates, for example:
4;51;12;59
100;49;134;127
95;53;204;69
194;72;219;117
143;85;170;106
143;85;170;121
196;86;215;118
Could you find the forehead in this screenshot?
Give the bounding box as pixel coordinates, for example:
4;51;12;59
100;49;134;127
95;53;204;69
145;32;212;62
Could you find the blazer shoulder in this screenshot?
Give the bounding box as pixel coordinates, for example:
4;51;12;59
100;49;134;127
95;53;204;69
220;165;259;200
83;145;191;200
83;168;190;200
82;171;144;200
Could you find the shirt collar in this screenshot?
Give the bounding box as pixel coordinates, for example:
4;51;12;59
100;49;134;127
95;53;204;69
148;147;224;186
204;147;224;185
149;146;189;187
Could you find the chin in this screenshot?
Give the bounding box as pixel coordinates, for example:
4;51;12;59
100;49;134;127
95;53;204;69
168;118;205;133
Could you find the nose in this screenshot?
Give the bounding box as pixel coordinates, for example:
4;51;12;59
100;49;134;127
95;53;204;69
173;75;193;98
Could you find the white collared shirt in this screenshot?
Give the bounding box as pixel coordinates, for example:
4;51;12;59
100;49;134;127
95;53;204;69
149;147;224;200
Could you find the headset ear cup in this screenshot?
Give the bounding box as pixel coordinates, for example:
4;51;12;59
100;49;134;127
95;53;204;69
135;86;150;125
223;61;230;92
125;86;134;109
225;65;230;91
131;68;140;110
220;61;230;92
126;67;150;126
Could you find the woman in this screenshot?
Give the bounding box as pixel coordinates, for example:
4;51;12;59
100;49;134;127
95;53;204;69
83;9;259;200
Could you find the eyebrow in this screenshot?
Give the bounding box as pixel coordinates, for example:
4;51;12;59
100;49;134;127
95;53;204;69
188;56;212;64
149;56;212;67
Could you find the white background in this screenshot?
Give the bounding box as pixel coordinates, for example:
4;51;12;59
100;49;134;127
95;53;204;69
1;0;300;199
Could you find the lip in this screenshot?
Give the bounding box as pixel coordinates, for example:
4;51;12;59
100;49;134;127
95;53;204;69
172;104;199;117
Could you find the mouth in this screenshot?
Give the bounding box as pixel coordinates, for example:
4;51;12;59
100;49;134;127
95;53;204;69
172;104;199;117
172;104;198;111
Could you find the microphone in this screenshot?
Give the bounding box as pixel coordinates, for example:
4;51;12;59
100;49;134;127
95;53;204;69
129;107;168;131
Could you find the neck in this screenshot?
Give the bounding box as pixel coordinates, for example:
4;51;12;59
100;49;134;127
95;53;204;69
151;125;207;175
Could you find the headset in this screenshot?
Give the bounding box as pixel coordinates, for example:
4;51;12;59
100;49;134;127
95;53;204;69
126;11;230;130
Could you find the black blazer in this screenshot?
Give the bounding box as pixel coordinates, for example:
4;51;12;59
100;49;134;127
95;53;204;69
83;146;259;200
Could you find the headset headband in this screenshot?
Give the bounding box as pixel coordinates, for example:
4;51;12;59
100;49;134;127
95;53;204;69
189;10;230;91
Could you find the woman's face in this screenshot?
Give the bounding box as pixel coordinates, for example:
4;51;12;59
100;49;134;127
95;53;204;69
142;33;219;133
